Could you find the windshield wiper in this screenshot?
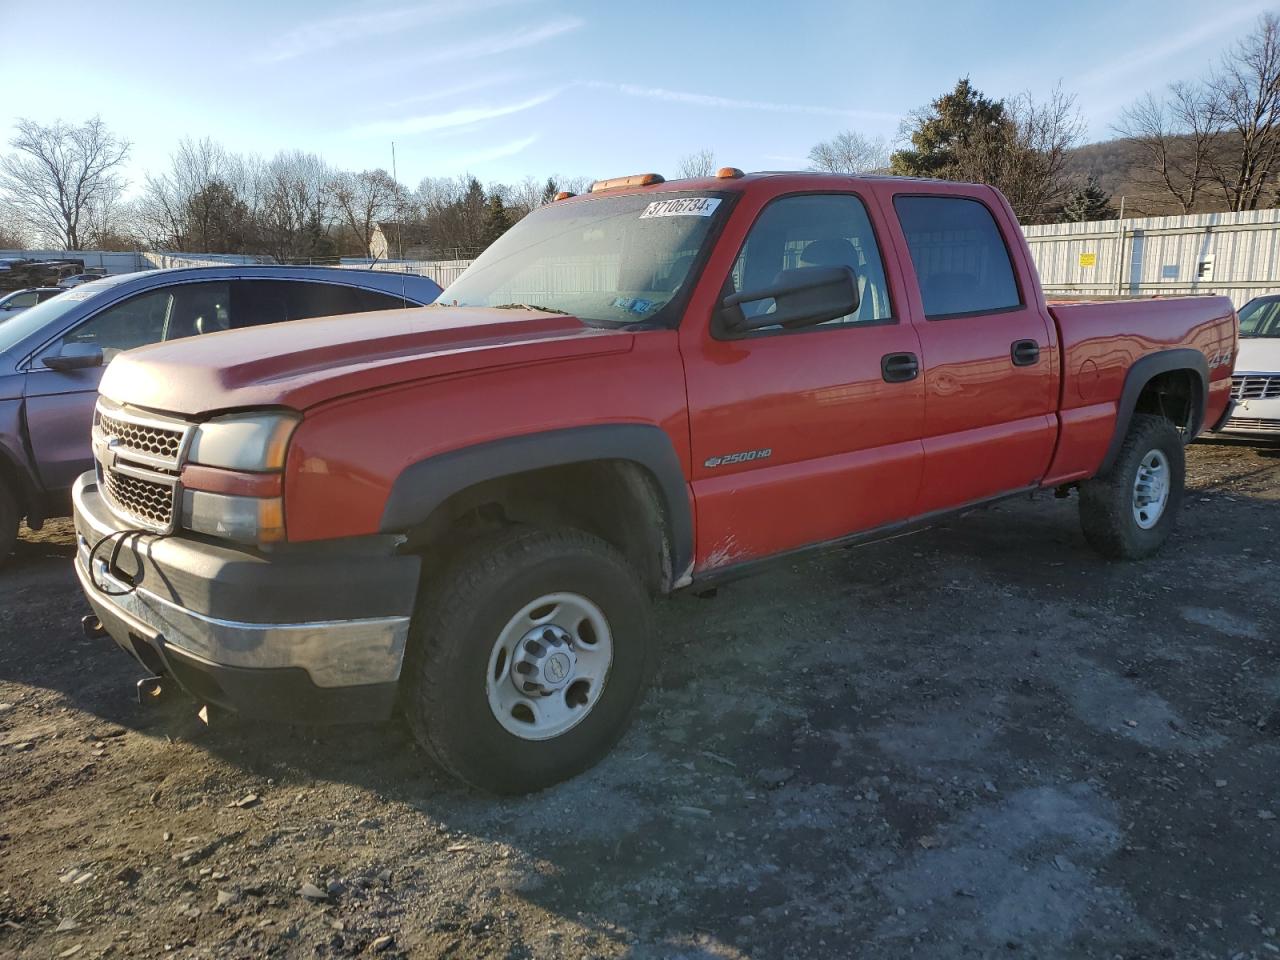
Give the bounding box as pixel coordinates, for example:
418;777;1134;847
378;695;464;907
491;303;571;315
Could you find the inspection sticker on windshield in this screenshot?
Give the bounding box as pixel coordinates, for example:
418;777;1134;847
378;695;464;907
640;197;721;219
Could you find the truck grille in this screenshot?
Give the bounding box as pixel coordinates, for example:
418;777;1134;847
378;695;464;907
93;400;192;533
1223;416;1280;434
97;411;183;460
1230;375;1280;400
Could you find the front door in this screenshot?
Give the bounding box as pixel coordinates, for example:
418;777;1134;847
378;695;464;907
24;282;229;495
682;192;926;573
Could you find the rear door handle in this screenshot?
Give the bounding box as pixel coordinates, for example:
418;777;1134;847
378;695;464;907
1011;339;1041;366
881;352;919;383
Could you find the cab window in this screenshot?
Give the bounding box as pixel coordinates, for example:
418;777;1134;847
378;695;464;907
894;195;1022;318
727;194;892;331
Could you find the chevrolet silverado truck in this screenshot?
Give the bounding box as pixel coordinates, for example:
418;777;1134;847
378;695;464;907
71;171;1237;793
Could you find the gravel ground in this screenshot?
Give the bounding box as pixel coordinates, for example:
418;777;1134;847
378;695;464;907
0;439;1278;960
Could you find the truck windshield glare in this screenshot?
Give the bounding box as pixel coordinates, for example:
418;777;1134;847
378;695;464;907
439;191;728;326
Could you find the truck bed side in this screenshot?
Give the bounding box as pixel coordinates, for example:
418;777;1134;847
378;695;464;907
1042;296;1236;486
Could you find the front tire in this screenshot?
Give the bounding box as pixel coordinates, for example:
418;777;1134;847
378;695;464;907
1079;414;1185;560
401;527;655;793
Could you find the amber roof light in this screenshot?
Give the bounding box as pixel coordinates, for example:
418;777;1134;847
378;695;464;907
553;191;576;201
716;167;745;178
589;173;665;192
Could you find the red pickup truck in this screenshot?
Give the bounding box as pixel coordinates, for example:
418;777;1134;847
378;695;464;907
72;171;1236;792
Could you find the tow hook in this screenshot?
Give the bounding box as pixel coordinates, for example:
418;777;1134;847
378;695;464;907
136;676;165;703
81;614;107;640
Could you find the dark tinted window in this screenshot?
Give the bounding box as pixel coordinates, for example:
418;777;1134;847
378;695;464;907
729;193;892;329
894;196;1021;318
228;281;411;329
6;292;38;308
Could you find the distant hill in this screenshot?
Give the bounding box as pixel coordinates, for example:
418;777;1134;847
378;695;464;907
1063;134;1275;218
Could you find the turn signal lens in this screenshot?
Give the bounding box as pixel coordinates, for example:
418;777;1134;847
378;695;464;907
181;491;286;545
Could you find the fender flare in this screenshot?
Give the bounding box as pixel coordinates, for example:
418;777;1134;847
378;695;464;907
379;424;694;580
1099;348;1208;475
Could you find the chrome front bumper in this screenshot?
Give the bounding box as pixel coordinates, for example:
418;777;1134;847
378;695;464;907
72;473;421;719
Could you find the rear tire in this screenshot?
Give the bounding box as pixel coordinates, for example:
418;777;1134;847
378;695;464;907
401;526;655;793
1079;414;1185;560
0;481;17;567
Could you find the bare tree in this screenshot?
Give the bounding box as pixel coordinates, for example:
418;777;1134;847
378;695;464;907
1116;84;1222;213
0;117;130;249
0;217;28;250
1207;12;1280;210
330;168;404;255
808;131;889;174
998;85;1086;223
677;148;716;179
257;151;336;261
135;137;249;250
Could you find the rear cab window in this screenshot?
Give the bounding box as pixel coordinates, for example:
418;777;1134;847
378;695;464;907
893;195;1022;319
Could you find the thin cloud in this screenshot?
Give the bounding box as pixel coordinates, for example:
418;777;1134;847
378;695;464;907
590;82;898;122
257;0;526;64
1078;3;1270;89
455;134;540;166
349;90;562;137
392;17;584;68
384;73;523;109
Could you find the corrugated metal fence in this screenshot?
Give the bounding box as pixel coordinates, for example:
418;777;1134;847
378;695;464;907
1023;208;1280;307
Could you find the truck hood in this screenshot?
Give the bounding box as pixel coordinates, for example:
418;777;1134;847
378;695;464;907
1236;337;1280;373
100;306;635;417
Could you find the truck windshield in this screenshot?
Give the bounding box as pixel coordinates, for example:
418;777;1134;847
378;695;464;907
439;191;729;326
1238;297;1280;338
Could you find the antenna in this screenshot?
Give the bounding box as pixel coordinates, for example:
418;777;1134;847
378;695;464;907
392;140;407;308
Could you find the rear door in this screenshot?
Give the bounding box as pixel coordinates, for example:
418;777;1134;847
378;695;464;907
885;189;1058;513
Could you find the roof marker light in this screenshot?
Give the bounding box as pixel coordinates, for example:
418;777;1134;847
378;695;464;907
589;173;665;192
553;191;576;201
716;167;745;179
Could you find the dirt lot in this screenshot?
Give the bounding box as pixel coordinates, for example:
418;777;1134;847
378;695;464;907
1;440;1278;960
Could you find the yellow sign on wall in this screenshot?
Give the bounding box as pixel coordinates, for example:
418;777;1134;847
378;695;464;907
1079;252;1097;268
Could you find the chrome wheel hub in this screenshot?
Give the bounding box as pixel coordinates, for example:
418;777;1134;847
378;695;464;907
1132;448;1170;530
486;592;613;741
512;625;578;695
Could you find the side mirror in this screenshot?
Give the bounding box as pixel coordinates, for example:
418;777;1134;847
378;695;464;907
43;342;104;372
721;265;860;333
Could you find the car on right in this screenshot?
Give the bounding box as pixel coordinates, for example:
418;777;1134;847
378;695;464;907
1214;294;1280;439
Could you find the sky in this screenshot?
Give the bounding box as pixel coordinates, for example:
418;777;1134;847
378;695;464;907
1;0;1274;196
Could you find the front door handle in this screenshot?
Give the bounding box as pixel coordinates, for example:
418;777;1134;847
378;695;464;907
881;352;919;383
1011;339;1041;366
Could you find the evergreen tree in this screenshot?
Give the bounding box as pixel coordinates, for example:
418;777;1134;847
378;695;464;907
539;177;559;206
890;78;1011;182
1060;175;1117;222
481;193;513;248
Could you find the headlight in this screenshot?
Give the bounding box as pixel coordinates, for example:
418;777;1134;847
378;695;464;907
180;410;297;545
187;412;298;471
181;490;285;545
